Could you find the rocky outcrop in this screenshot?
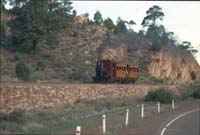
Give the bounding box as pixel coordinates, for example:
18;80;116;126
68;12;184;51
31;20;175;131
148;45;200;83
100;43;127;62
1;11;200;83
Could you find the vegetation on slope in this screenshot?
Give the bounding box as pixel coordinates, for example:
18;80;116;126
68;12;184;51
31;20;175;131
0;1;198;83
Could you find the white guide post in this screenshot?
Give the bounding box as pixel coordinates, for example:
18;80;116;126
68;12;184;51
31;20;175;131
141;104;144;118
172;99;175;109
102;114;106;134
125;109;129;126
76;126;81;135
158;102;160;113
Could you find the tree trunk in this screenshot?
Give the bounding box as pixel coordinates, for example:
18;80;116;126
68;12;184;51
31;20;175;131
32;39;37;51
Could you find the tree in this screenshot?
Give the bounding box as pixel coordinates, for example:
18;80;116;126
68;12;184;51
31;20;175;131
178;41;198;56
94;10;103;25
9;0;73;52
72;9;77;16
103;17;115;30
81;13;89;18
141;5;166;51
125;20;136;32
142;5;164;27
1;0;7;10
142;5;165;38
114;17;127;33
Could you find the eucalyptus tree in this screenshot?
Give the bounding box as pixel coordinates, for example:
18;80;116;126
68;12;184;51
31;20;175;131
9;0;73;52
103;17;115;30
94;10;103;25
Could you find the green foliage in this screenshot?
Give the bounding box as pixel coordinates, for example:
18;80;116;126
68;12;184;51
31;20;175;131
1;0;6;10
0;112;7;122
179;84;200;100
36;58;46;71
9;0;73;52
72;10;77;16
125;20;136;32
145;88;173;104
81;13;89;19
190;84;200;99
46;32;59;49
150;76;163;83
114;17;127;33
151;40;162;51
13;52;20;61
0;109;25;123
9;109;25;123
142;5;164;27
178;41;198;56
1;21;6;40
192;89;200;99
103;17;115;30
93;10;103;25
15;61;30;80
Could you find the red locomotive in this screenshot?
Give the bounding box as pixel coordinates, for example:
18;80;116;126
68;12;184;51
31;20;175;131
92;60;139;83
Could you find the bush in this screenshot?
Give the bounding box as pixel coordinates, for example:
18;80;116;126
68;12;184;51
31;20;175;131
15;61;30;80
192;90;200;99
8;109;25;123
0;112;8;122
191;84;200;99
179;84;200;100
151;42;161;51
145;88;173;104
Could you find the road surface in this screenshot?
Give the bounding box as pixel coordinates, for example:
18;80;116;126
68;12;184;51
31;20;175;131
161;109;200;135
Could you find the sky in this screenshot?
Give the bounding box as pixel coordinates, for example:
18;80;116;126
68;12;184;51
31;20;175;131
72;1;200;64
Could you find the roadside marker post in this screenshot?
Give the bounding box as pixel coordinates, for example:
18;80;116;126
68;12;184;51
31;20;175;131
172;99;175;109
102;114;106;134
141;104;144;118
125;109;129;127
76;126;81;135
158;102;160;113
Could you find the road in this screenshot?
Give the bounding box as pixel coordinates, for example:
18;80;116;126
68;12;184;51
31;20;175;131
161;109;200;135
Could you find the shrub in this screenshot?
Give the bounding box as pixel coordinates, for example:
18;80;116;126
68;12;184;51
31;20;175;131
192;90;200;99
150;76;164;83
14;52;20;61
179;84;200;100
145;88;173;104
15;61;30;80
0;112;8;122
8;109;25;123
151;43;161;51
191;84;200;99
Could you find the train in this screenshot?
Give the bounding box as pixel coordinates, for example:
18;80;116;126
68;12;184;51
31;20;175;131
92;60;139;83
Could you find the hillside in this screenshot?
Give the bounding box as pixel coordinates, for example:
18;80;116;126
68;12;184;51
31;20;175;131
1;11;200;83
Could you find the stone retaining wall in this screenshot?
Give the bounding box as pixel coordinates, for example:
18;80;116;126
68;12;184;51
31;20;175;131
0;83;179;112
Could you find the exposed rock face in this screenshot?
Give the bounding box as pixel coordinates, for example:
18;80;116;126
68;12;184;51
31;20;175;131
1;11;200;83
74;16;89;24
100;43;127;62
148;45;200;83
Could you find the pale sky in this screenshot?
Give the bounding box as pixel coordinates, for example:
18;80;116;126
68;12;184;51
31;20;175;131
72;1;200;64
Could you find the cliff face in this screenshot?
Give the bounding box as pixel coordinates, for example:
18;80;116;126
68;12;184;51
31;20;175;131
148;45;200;83
100;43;127;62
1;11;200;83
